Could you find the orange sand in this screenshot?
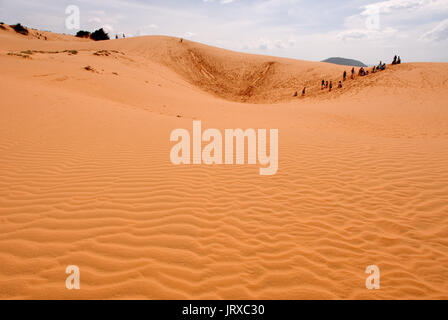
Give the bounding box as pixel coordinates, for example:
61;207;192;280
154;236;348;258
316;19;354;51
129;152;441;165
0;26;448;299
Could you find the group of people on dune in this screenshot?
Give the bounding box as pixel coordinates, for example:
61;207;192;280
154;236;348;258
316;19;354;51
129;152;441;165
296;55;402;97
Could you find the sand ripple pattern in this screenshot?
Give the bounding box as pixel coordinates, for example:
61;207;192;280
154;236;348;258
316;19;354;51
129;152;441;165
0;33;447;299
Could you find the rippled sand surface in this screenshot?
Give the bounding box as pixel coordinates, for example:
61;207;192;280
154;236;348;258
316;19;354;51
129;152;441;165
1;27;447;299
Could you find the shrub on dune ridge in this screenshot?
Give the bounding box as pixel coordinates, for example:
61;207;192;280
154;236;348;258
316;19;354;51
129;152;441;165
11;23;28;35
90;28;110;41
75;28;110;41
76;30;91;38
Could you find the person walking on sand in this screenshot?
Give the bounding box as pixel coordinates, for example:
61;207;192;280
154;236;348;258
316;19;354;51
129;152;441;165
302;87;306;96
338;81;343;88
325;81;329;88
321;79;325;90
329;81;333;92
343;71;347;81
351;67;355;79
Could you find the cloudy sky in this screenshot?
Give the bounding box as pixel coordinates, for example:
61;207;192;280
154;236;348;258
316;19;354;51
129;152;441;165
1;0;448;64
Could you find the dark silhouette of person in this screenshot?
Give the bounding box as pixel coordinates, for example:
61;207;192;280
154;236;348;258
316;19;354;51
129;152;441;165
343;71;347;81
329;81;333;92
359;67;366;76
302;87;306;96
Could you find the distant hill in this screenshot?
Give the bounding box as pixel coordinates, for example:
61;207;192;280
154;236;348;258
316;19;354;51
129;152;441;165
322;57;367;67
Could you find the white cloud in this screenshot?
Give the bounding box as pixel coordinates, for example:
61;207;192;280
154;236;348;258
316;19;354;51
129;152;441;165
184;31;197;38
340;0;448;43
137;24;159;36
361;0;448;20
102;24;114;33
202;0;236;4
420;19;448;41
242;38;293;51
337;27;397;41
89;17;102;23
361;0;423;15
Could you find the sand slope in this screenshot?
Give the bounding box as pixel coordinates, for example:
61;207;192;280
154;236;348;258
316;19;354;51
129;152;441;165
0;27;448;299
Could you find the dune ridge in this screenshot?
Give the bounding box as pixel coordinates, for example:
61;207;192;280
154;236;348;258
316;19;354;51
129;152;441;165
0;27;448;299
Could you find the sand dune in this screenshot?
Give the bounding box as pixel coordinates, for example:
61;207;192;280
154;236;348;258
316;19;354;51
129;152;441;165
0;26;447;299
